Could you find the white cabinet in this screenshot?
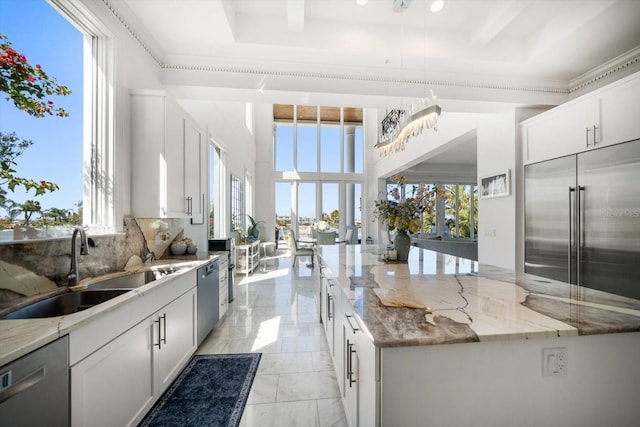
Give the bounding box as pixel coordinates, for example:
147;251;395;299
131;90;204;220
341;311;378;427
70;318;154;427
599;75;640;147
218;257;229;319
153;287;197;394
523;72;640;165
70;270;197;427
523;97;599;164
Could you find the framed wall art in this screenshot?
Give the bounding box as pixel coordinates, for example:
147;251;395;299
480;170;510;199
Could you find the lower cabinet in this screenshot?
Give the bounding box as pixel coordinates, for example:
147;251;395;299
153;287;197;394
321;284;377;427
70;274;197;427
71;317;154;427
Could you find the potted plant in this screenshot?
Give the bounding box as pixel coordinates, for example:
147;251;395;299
373;174;441;261
246;215;264;241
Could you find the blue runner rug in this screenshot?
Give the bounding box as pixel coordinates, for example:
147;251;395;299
139;353;261;427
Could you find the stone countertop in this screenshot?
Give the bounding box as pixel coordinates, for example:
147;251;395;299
0;253;223;367
316;245;640;348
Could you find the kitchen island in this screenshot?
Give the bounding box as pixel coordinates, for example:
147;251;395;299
316;244;640;427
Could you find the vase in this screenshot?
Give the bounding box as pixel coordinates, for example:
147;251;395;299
394;231;411;262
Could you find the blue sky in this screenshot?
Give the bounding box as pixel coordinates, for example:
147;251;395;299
0;0;83;212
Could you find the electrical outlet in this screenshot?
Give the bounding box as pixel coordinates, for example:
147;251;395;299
542;347;567;376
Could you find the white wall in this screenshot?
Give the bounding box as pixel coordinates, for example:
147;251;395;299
477;113;517;269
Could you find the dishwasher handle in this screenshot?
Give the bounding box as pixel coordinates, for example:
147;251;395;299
0;366;46;405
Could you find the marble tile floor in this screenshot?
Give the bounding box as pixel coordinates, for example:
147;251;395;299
197;254;348;427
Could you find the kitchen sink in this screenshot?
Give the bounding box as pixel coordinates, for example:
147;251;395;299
0;289;131;320
86;267;184;291
86;270;159;290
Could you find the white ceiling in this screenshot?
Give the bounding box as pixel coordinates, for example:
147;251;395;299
111;0;640;170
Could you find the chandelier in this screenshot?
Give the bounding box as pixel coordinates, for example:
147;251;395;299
376;92;441;156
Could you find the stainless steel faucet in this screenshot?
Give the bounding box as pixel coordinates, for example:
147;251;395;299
68;226;89;285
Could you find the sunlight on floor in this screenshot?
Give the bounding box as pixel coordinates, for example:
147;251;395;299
251;316;281;351
238;267;290;285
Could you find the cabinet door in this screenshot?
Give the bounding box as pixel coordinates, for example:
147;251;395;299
219;271;229;319
184;118;203;220
323;278;336;357
356;330;378;427
165;111;187;217
131;93;166;217
71;319;154;427
154;288;197;393
599;76;640;147
343;319;359;427
524;97;598;164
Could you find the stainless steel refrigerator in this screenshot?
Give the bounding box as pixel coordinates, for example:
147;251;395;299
524;139;640;299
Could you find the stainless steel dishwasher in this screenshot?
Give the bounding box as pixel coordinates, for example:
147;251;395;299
0;335;69;427
197;259;219;345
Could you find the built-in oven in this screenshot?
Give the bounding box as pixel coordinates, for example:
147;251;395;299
208;238;236;302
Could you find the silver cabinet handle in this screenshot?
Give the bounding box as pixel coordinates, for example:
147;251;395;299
327;294;333;320
585;127;590;147
155;313;167;349
593;125;598;145
347;340;356;388
345;314;359;333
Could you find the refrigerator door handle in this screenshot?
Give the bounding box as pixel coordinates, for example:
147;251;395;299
577;185;586;285
569;186;575;283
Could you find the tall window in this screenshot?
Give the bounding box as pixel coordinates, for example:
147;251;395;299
273;105;364;239
322;183;339;228
443;184;478;238
275;182;291;229
0;0;115;239
297;182;316;238
231;175;243;231
0;0;83;238
275;123;294;171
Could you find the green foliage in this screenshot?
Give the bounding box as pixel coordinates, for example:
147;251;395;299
247;214;264;238
1;33;71;117
21;199;41;226
0;132;59;205
374;174;441;234
0;33;71;212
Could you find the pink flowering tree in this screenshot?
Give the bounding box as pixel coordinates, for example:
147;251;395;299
0;33;70;204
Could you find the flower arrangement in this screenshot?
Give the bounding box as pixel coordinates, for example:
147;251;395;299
315;221;330;231
373;174;440;234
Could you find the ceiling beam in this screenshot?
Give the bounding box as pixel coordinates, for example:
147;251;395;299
287;0;305;33
469;0;531;47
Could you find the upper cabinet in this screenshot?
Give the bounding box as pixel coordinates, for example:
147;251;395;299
523;72;640;165
131;90;204;220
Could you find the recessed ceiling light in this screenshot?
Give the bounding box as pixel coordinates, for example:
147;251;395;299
430;0;444;13
356;0;368;5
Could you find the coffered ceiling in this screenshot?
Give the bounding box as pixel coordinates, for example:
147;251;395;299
111;0;640;110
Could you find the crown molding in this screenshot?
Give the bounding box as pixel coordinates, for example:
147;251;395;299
162;63;569;97
569;46;640;94
100;0;163;67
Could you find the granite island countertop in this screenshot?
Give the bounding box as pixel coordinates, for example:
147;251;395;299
316;244;640;347
0;253;224;367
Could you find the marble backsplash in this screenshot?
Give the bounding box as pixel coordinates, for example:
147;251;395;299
0;217;185;308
